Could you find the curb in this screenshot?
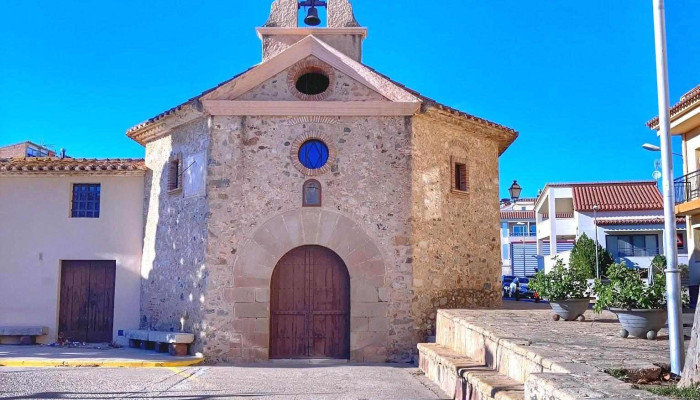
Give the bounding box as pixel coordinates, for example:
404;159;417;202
0;357;205;368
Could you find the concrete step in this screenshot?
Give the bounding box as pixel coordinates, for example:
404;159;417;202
435;310;545;384
418;343;524;400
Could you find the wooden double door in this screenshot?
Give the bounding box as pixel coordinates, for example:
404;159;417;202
59;260;116;343
270;246;350;359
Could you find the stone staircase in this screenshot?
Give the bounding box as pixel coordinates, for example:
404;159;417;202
418;342;524;400
418;310;530;400
418;309;667;400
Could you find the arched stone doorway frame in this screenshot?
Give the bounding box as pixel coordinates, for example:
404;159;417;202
232;208;388;362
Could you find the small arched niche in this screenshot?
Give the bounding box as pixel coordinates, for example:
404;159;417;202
302;179;322;207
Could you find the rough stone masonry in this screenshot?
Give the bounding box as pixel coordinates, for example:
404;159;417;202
130;0;517;363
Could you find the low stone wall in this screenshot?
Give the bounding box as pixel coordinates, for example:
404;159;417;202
433;306;688;399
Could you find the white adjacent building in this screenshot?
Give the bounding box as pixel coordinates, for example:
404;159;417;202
534;181;689;278
0;155;146;345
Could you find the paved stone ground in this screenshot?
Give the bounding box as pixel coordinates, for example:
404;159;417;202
448;302;695;373
0;363;445;399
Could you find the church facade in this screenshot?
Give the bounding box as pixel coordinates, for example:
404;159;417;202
130;0;517;362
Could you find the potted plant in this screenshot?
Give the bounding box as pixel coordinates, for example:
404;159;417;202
593;262;687;340
529;258;591;322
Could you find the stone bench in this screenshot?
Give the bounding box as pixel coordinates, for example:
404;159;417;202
123;330;195;356
418;343;525;400
0;326;48;345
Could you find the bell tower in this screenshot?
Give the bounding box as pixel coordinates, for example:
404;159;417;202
258;0;367;62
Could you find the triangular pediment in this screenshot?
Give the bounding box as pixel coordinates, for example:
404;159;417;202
201;35;421;104
233;56;388;102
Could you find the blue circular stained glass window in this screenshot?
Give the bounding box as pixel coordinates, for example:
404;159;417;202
298;139;329;170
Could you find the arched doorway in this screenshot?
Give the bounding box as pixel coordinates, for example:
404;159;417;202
270;245;350;359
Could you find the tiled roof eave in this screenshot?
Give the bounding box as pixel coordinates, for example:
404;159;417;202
0;170;146;177
0;158;146;176
646;85;700;128
597;217;685;226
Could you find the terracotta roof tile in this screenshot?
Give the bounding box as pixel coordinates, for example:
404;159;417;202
500;210;535;220
126;67;255;135
0;157;146;175
596;217;685;226
647;84;700;128
362;65;518;136
572;181;663;212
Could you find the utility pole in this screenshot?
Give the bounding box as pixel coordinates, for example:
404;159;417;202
652;0;684;376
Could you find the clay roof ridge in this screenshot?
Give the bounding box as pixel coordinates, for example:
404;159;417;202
646;84;700;128
126;66;256;134
0;157;146;174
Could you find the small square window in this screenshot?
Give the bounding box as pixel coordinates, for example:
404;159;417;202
71;184;101;218
451;157;469;194
167;155;183;194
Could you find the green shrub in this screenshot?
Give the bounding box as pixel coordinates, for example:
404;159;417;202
644;255;689;279
592;262;669;313
529;257;589;301
569;233;614;278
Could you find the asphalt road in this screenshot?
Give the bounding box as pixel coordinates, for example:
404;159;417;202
0;363;445;400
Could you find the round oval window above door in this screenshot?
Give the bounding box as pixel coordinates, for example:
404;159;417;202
298;139;329;170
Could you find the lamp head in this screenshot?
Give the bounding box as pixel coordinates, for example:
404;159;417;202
508;180;522;201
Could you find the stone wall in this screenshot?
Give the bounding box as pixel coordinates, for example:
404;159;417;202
409;113;503;343
140;117;211;353
202;115;414;362
260;34;364;63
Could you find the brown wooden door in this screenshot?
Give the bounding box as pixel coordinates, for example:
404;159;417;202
59;260;116;343
270;246;350;359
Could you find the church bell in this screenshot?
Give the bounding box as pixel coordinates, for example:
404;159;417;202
304;6;321;26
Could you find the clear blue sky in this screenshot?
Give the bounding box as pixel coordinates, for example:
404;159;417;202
1;1;698;199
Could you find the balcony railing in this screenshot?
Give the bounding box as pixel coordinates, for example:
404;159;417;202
510;231;536;237
674;170;700;205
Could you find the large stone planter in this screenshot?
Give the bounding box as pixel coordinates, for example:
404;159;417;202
550;298;591;322
610;308;668;340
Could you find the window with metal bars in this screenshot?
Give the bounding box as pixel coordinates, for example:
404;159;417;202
71;184;101;218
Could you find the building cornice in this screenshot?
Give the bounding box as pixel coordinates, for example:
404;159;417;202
256;27;368;40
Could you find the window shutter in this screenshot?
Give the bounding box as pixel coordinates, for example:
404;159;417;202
167;159;180;191
459;164;468;191
454;162;468;192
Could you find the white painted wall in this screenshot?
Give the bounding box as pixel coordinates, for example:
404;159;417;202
0;175;144;345
576;210;689;271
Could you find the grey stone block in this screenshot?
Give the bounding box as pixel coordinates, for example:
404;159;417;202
0;326;48;336
123;330;149;341
148;331;194;344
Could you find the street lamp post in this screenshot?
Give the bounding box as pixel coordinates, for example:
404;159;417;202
593;205;600;279
510;181;526;279
516;222;527;289
652;0;684;376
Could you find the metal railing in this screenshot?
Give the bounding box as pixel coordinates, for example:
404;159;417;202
510;231;536;237
674;170;700;205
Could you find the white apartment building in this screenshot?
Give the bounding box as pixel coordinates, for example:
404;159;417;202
534;181;689;278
